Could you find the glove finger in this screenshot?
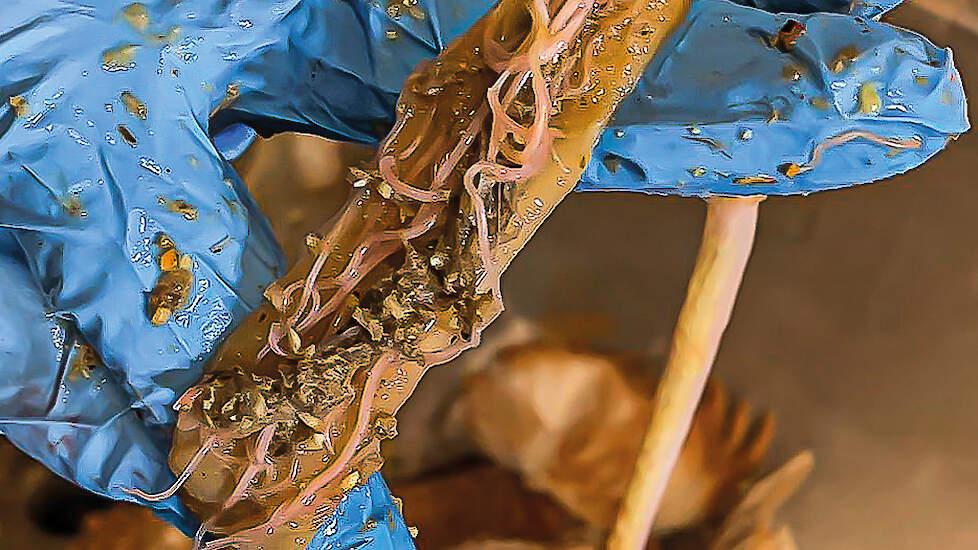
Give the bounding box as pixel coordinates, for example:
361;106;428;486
304;473;416;550
1;1;285;525
733;1;852;14
726;1;906;18
577;0;968;197
211;0;495;145
850;0;907;19
0;233;197;529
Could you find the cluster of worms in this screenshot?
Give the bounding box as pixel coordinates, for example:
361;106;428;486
125;0;692;548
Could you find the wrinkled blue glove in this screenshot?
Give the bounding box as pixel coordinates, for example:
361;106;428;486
0;0;966;549
581;0;969;196
0;0;494;542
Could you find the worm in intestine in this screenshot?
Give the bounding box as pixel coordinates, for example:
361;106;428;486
141;1;693;548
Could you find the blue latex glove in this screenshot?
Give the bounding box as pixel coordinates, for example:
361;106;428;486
730;1;902;17
579;0;969;196
0;0;493;540
0;0;967;548
305;473;417;550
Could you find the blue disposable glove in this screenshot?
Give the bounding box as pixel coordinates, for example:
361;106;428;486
0;1;967;549
580;0;969;197
0;0;494;540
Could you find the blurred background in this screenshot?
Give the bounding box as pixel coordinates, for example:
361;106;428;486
2;2;976;548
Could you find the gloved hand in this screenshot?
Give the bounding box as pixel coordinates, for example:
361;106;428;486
580;0;969;196
0;1;966;549
0;0;494;540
